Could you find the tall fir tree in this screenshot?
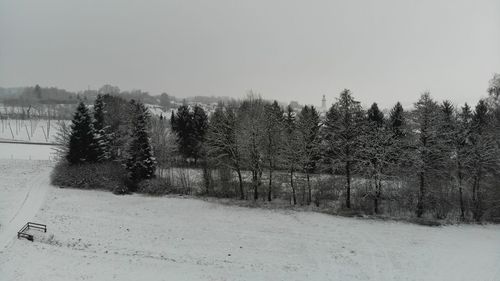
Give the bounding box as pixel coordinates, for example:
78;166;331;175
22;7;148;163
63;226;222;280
66;102;99;164
93;94;110;161
192;105;209;164
455;103;473;220
469;100;497;221
126;100;156;186
264;100;284;201
297;105;321;205
171;105;193;160
322;89;365;209
282;105;300;205
413;92;444;217
361;102;391;213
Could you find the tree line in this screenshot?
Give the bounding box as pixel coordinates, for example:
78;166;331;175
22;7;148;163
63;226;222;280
168;78;500;222
56;75;500;222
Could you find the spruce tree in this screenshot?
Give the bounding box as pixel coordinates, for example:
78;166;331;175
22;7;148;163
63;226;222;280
67;102;99;164
282;105;300;205
264;100;284;201
171;105;195;161
297;105;321;205
455;103;473;220
126;100;156;186
322;89;365;209
93;94;110;161
469;100;497;220
361;102;391;213
413;93;443;217
389;102;405;138
192;105;209;164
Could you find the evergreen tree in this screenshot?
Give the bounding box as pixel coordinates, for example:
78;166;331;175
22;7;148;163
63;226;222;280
192;105;209;163
171;105;195;161
367;103;384;127
434;100;456;218
361;102;391;213
263;101;284;201
93;94;110;161
282;105;300;205
297;105;321;205
413;92;444;217
125;100;156;186
101;94;134;160
389;102;405;138
455;103;473;220
322;89;365;209
469;100;497;220
170;105;208;163
66;102;99;164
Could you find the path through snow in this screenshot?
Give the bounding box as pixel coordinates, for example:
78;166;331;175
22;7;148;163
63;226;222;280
0;161;51;251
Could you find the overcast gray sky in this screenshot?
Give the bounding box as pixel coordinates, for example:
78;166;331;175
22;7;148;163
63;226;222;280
1;0;499;108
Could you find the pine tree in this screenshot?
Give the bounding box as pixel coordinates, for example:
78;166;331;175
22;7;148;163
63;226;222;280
469;100;497;221
264;101;284;201
413;92;444;217
93;94;110;161
66;102;99;164
322;89;365;209
455;103;473;220
192;105;209;164
434;100;456;218
171;105;192;160
282;105;300;205
361;102;391;214
125;100;156;187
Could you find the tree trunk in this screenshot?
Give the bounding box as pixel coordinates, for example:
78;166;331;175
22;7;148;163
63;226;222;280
374;178;381;214
345;161;351;209
236;168;244;200
416;171;425;217
253;171;259;201
268;166;273;202
307;173;311;205
472;173;482;221
290;168;296;205
202;163;211;195
458;169;465;220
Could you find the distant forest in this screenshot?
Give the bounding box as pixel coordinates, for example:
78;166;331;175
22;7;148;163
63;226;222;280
0;84;235;109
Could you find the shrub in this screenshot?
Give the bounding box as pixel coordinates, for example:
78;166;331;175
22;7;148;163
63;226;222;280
136;178;171;196
51;161;127;192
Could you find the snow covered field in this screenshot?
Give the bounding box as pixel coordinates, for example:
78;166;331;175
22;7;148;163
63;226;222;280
1;160;500;281
0;143;56;161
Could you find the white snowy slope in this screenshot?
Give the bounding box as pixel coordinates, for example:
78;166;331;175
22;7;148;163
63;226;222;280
0;160;499;281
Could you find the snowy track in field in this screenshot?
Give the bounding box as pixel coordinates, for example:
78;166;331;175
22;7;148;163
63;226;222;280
0;161;51;251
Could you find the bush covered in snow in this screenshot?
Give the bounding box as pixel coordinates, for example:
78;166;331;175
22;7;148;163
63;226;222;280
51;161;127;192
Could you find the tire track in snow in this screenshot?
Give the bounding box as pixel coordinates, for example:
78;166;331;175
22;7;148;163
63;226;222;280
0;167;51;251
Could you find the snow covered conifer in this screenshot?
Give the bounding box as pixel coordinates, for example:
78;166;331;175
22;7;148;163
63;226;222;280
126;100;156;185
93;94;111;161
66;101;99;164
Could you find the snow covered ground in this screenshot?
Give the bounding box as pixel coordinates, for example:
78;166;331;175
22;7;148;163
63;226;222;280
1;160;500;281
0;143;56;161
